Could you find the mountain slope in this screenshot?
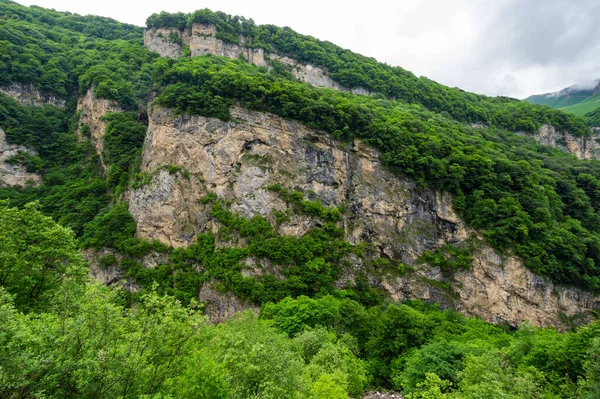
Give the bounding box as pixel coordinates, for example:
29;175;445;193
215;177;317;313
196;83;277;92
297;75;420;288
561;90;600;116
0;0;599;315
1;1;600;397
527;79;600;122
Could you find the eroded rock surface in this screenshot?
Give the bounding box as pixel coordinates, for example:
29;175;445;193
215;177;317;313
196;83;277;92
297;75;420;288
0;128;41;187
144;24;369;94
198;280;259;324
129;106;600;328
76;89;121;170
519;124;600;160
0;83;66;108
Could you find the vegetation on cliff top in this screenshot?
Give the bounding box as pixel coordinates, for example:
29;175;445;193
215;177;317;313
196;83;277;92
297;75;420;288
147;8;590;136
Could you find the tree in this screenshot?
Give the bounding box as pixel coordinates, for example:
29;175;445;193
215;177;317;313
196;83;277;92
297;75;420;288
0;285;204;398
171;312;306;399
0;201;85;312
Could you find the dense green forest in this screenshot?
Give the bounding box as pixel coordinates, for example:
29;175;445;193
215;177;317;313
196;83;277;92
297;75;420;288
1;0;600;397
2;203;600;398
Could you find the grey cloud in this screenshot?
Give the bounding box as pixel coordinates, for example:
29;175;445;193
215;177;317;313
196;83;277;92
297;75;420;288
480;0;600;67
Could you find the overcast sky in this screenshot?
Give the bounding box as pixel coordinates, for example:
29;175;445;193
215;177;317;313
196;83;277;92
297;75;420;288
15;0;600;99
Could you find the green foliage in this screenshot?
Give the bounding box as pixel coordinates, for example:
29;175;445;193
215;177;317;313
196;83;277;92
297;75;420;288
102;112;147;192
0;201;85;312
0;210;599;397
160;198;352;304
397;340;471;393
419;244;473;274
0;0;144;97
172;312;305;399
580;337;600;398
146;11;187;30
5;150;43;173
585;107;600;127
0;93;72;163
268;183;343;221
81;203;170;258
81;203;136;249
261;295;341;337
0;285;205;398
405;373;452;399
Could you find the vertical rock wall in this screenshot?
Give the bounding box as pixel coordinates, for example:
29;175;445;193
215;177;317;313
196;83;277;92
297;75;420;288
128;105;600;328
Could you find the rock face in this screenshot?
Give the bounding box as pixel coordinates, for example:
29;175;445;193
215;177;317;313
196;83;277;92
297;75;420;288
76;89;121;170
0;128;41;187
85;248;166;292
520;124;600;160
0;83;66;108
198;281;259;324
128;105;600;329
144;24;369;94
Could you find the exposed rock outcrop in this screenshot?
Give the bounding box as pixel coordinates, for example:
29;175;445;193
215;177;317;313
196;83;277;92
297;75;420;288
518;124;600;160
84;247;168;291
76;89;121;170
198;280;259;324
128;105;600;329
0;128;41;187
144;24;369;95
143;28;184;58
0;83;66;108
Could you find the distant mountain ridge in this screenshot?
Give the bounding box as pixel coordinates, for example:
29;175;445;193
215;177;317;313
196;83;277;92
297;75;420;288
527;79;600;118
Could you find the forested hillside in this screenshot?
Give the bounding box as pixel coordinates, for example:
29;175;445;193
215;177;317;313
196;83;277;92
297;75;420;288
1;1;600;397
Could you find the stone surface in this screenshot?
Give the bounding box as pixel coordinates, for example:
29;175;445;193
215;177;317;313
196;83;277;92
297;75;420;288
84;247;169;291
143;24;369;95
0;128;41;187
518;124;600;160
198;280;259;324
144;28;183;58
76;89;121;170
0;83;66;108
128;105;600;329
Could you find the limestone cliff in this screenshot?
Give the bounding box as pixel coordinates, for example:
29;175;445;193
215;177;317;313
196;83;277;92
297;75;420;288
0;128;41;188
76;89;122;170
519;124;600;160
0;83;66;108
128;105;600;328
144;24;369;94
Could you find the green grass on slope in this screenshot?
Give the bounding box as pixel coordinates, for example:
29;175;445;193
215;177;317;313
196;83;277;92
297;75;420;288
527;93;591;109
560;91;600;116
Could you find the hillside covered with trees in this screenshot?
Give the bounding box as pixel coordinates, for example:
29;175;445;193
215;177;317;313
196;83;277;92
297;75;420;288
1;1;600;397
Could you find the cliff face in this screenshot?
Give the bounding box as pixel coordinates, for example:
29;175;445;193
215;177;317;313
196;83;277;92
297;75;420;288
128;105;600;328
76;89;122;170
0;83;66;108
0;128;41;188
144;24;368;94
519;124;600;160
